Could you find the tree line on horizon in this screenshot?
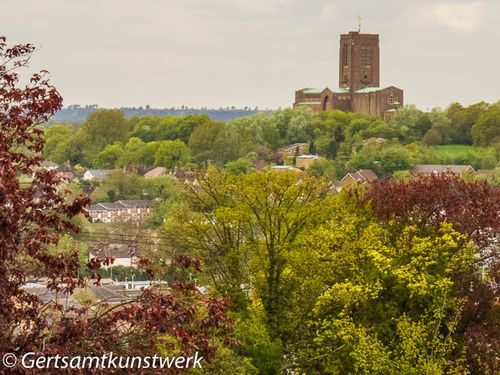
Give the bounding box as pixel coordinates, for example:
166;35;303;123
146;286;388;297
43;100;500;179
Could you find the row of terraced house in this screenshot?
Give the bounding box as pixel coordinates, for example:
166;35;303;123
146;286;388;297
85;200;153;223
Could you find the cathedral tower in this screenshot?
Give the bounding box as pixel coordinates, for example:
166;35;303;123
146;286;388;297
338;32;380;92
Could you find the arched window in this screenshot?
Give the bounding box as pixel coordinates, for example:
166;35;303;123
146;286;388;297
323;96;330;111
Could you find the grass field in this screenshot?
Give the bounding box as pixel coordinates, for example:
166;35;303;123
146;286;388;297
429;145;497;169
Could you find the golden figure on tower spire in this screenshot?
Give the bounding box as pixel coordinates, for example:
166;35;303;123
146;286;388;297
357;15;362;32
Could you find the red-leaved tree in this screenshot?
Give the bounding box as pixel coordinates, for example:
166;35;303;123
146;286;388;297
1;36;233;374
363;174;499;373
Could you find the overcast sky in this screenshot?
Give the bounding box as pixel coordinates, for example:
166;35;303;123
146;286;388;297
2;0;499;110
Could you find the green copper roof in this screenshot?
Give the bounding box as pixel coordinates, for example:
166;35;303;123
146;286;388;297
303;88;323;94
296;102;321;105
331;87;350;93
303;87;350;94
355;87;381;93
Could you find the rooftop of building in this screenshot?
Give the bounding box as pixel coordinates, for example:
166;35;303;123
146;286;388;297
341;169;379;183
296;154;319;159
413;164;475;174
144;166;168;178
88;242;141;259
354;87;382;93
87;199;154;211
302;87;350;94
84;169;113;179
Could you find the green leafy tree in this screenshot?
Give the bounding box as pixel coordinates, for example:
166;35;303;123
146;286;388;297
413;113;432;139
447;102;489;145
423;127;443;145
388;104;423;142
188;121;225;163
90;171;147;203
308;158;337;180
378;146;414;174
348;143;414;176
292;198;476;374
471;103;500;147
140;140;160;166
43;124;75;162
154;139;191;168
225;158;254;175
157;114;211;143
429;108;452;144
77;109;129;164
131;116;163;142
94;142;124;168
119;136;147;166
163;170;329;348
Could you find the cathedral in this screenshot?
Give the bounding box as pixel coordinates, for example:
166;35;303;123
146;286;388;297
293;29;403;118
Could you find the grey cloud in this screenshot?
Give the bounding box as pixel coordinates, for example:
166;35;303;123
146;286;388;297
1;0;499;109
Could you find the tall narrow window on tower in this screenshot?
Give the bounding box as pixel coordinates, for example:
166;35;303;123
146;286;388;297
342;44;348;66
361;44;371;66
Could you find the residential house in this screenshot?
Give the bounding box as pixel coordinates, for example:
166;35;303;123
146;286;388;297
22;286;82;310
39;160;59;170
85;200;153;223
144;167;167;179
271;165;302;172
83;169;113;181
55;161;75;182
338;169;378;190
165;168;197;184
278;143;308;156
88;242;141;268
296;154;319;169
413;164;476;175
23;282;136;306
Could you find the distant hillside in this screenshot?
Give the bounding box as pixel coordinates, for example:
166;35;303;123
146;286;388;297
51;105;273;123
